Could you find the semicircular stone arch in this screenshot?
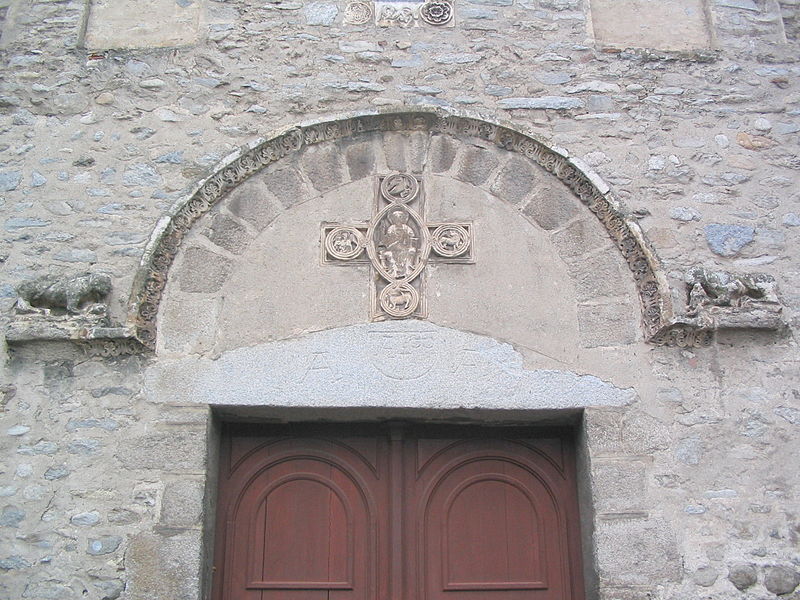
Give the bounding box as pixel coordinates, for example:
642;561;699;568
130;109;676;354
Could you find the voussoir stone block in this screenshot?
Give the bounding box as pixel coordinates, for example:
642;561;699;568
550;218;611;259
226;179;283;231
262;167;309;209
567;250;628;302
429;134;458;173
457;146;500;186
301;144;345;192
490;156;540;204
342;139;377;181
522;184;580;231
203;213;251;255
382;131;427;173
177;247;232;294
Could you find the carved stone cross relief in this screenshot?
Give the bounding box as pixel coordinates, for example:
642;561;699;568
321;173;474;319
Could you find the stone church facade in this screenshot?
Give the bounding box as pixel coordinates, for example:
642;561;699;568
0;0;798;599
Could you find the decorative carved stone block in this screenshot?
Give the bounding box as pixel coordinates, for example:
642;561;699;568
344;0;455;27
321;173;474;320
650;268;785;346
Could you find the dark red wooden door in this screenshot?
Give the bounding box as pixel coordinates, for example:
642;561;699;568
213;424;585;600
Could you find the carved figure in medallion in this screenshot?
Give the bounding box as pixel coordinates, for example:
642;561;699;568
379;209;420;278
380;282;419;317
420;0;453;25
432;224;470;258
381;173;419;203
344;1;373;24
326;226;365;260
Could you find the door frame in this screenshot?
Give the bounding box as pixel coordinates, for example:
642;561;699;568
204;416;594;600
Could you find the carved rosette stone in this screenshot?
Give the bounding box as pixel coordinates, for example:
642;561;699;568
344;1;373;24
420;0;453;25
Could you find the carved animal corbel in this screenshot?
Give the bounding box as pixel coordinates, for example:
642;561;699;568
683;267;783;331
15;272;113;319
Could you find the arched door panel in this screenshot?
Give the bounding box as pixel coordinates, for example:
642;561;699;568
213;424;584;600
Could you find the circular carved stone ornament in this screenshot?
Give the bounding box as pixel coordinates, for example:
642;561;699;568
344;1;373;25
420;0;453;25
380;282;419;317
380;173;420;204
326;227;365;260
431;224;470;258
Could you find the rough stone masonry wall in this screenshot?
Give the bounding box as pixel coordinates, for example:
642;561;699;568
0;0;798;600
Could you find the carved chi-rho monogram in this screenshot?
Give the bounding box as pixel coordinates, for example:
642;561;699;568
322;173;474;319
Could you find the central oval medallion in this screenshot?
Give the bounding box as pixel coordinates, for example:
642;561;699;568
366;203;430;283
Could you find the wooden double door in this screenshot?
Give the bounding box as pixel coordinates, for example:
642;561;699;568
212;423;585;600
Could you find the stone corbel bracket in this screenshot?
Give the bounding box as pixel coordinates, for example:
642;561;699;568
5;319;147;357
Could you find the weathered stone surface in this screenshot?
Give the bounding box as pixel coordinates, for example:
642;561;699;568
522;184;580;230
87;535;122;555
457;146;500;186
0;506;24;527
0;3;798;600
160;479;204;527
429;134;458;173
71;511;101;526
498;96;585;110
85;0;202;49
203;214;250;255
226;180;283;231
704;224;755;256
116;430;207;471
126;530;202;600
727;563;758;590
343;140;377;181
595;518;682;586
577;303;637;347
0;170;22;192
304;1;338;25
147;321;635;410
301;144;345;192
592;460;647;512
263;167;309;209
764;565;800;595
591;0;711;49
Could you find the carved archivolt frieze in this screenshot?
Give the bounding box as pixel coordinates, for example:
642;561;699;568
129;109;679;349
